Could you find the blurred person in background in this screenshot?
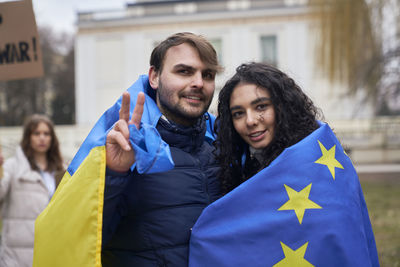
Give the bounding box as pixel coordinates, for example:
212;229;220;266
0;114;65;267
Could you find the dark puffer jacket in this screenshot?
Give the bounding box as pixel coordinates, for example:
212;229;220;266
101;116;220;267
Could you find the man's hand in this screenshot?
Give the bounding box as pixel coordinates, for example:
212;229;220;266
106;92;145;172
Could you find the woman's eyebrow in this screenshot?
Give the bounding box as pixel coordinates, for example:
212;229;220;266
251;97;271;105
230;105;242;111
230;97;271;111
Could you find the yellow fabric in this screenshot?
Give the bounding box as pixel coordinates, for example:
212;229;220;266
33;146;106;267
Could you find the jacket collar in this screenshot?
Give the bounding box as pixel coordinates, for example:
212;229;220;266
157;116;206;154
14;147;44;183
15;146;33;173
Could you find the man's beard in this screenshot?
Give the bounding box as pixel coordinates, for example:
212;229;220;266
157;79;213;125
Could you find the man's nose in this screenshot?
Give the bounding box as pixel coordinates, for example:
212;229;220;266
191;72;204;88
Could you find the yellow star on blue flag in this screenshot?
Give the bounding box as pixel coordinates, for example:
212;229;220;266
278;184;322;224
314;140;344;180
273;242;314;267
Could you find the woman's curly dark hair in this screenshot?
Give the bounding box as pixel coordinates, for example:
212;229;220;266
215;62;323;194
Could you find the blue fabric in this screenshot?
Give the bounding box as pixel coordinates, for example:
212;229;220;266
128;123;172;174
189;122;379;267
205;113;216;143
67;74;216;176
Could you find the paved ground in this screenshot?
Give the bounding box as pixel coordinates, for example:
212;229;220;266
355;164;400;173
356;164;400;182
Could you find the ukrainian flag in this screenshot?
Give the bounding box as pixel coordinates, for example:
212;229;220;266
33;75;176;267
189;122;379;266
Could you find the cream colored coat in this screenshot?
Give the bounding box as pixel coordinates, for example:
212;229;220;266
0;147;53;267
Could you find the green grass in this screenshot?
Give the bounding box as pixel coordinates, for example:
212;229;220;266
361;177;400;267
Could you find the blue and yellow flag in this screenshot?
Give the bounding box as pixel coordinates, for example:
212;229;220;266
33;75;179;267
189;122;379;267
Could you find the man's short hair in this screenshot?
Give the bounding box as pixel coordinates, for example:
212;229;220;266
150;32;223;74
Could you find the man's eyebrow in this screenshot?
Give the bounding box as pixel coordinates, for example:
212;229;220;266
172;64;216;74
172;64;195;71
203;68;217;74
251;97;271;105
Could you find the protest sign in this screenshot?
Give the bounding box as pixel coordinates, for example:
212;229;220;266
0;0;43;81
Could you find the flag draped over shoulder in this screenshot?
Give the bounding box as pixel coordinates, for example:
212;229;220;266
33;75;178;267
189;122;379;267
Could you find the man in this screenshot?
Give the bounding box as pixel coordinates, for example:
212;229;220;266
101;32;222;266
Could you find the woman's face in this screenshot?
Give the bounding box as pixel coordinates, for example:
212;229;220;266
229;83;276;149
30;122;52;154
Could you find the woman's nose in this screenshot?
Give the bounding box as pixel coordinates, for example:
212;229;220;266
246;111;258;126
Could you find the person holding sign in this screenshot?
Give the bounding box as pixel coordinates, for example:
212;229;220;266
0;114;64;267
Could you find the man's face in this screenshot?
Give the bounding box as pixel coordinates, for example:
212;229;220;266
150;43;216;126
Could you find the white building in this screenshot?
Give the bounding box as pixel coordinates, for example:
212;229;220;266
74;0;374;126
0;1;398;166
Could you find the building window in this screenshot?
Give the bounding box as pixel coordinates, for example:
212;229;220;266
260;35;277;66
209;38;223;65
227;0;250;10
174;3;197;14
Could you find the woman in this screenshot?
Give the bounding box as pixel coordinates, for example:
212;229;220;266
0;114;64;267
215;62;322;194
189;63;379;267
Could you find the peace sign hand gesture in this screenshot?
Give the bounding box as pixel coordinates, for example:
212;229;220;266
106;92;145;172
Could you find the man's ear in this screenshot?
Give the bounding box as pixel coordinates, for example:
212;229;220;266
148;66;159;90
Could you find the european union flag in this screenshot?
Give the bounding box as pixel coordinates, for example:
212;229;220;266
189;122;379;266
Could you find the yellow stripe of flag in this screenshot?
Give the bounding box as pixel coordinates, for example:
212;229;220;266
33;146;106;267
